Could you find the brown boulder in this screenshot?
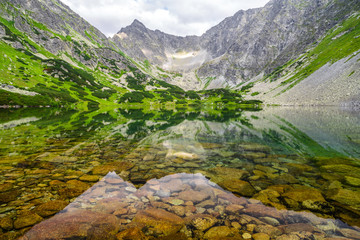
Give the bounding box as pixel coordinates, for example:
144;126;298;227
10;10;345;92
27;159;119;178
0;190;20;203
65;180;89;191
320;164;360;179
0;183;13;193
14;212;43;229
178;189;210;203
254;224;282;236
243;204;284;221
338;228;360;239
225;204;244;213
204;226;236;239
117;227;149;240
253;232;270;240
328;188;360;210
186;214;218;231
0;216;13;231
278;223;318;234
132;208;185;236
35;200;68;217
282;188;325;203
79;175;100;182
210;167;249;180
219;179;256;197
22;210;120;239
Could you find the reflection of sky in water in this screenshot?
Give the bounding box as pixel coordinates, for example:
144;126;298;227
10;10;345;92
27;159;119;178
22;172;360;239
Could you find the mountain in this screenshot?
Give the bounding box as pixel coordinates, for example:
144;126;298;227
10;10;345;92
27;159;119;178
1;0;241;109
1;0;359;107
113;0;360;106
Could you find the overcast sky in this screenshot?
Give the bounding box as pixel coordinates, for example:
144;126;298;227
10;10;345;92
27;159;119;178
60;0;270;37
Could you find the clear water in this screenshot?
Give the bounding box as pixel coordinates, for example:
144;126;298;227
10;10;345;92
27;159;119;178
0;106;360;239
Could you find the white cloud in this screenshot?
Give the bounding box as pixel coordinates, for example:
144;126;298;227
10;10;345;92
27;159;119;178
60;0;270;37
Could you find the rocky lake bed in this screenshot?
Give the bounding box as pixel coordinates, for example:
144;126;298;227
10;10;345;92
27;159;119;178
0;107;360;239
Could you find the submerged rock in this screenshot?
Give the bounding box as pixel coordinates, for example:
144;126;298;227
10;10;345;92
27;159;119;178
204;226;236;239
172;152;200;160
21;210;120;239
253;232;270;240
301;200;335;213
0;216;14;231
339;228;360;239
344;176;360;187
328;188;360;210
209;167;249;180
0;183;13;193
35;200;68;217
254;224;282;236
14;212;43;229
219;179;256;197
187;214;217;231
79;175;100;182
178;190;210;203
117;227;149;240
239;143;271;153
133;208;185;236
0;189;20;203
321;164;360;179
282;188;325;203
243;204;284;220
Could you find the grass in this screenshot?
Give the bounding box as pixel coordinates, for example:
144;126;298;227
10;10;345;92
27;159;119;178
279;12;360;92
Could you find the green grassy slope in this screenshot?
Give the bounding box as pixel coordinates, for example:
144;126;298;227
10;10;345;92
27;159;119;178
261;11;360;94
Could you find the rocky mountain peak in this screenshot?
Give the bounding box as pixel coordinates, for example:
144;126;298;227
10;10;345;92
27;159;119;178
127;19;147;30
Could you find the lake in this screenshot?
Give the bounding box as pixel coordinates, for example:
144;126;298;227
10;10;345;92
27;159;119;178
0;106;360;239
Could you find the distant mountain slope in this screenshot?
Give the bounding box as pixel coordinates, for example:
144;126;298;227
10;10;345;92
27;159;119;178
247;11;360;106
113;0;360;106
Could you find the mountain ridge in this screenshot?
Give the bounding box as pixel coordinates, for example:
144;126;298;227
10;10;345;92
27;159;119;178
0;0;359;107
113;0;360;106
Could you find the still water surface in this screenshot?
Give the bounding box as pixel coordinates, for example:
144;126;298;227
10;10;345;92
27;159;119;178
0;106;360;239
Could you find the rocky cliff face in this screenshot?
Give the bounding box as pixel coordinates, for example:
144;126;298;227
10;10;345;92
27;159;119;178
1;0;135;72
113;0;360;89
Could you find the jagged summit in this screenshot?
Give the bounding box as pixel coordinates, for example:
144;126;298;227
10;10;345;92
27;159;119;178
118;19;147;33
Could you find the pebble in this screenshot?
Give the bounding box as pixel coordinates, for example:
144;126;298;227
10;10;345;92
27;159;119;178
125;187;137;193
242;232;252;239
231;222;241;229
169;199;184;206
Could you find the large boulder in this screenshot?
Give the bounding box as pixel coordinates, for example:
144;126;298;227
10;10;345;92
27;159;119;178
132;208;185;237
21;210;120;239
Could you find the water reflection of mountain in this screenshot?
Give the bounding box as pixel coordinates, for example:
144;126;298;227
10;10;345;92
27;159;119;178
22;172;360;240
1;106;359;164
